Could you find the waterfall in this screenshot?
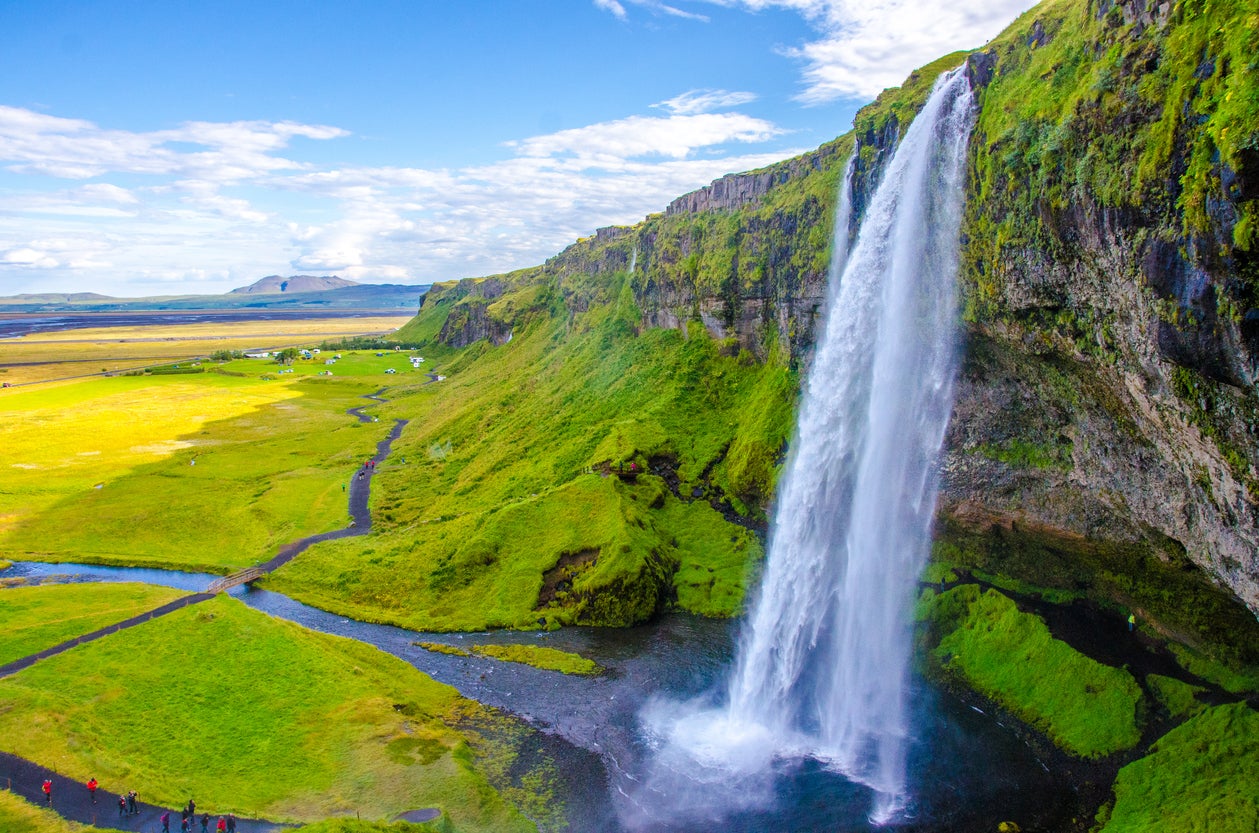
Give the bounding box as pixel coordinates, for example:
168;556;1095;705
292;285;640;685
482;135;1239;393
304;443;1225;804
632;67;976;829
727;66;975;818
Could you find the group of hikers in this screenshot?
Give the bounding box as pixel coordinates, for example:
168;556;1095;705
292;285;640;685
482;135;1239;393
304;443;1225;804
39;777;237;832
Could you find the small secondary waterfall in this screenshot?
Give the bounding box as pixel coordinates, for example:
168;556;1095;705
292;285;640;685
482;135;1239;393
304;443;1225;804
725;67;976;818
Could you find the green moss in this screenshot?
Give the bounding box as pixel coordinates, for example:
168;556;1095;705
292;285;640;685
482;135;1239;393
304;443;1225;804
935;516;1259;673
919;585;1144;757
1101;703;1259;832
1168;643;1259;695
973;437;1073;470
415;642;470;657
469;644;602;676
1145;673;1206;720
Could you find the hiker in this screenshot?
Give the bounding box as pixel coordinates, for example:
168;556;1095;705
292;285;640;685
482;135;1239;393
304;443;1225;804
181;817;190;833
161;811;171;833
87;777;98;803
188;798;196;818
1128;612;1136;632
226;814;236;833
217;817;227;833
42;779;51;804
201;812;210;832
118;796;127;818
128;790;138;814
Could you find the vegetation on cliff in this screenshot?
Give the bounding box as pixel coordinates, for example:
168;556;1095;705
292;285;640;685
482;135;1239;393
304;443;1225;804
266;271;788;631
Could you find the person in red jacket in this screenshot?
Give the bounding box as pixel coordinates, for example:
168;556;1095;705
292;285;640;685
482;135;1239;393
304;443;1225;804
41;779;51;804
216;817;227;833
86;777;98;803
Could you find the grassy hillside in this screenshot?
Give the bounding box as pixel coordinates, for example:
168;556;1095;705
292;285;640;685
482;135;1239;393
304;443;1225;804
267;272;789;630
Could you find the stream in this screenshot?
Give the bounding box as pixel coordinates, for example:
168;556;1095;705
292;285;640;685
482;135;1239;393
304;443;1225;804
4;560;1077;832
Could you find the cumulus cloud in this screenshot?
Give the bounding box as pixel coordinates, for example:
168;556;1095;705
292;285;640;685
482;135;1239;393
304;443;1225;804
506;112;783;161
721;0;1033;101
0;97;797;293
0;105;347;181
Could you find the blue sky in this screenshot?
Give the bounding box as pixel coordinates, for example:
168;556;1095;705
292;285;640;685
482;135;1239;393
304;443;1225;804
0;0;1034;296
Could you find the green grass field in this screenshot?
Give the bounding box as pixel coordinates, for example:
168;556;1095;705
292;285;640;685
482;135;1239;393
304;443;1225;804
918;584;1144;758
0;595;541;831
266;283;780;631
0;791;127;833
0;582;187;665
0;373;388;572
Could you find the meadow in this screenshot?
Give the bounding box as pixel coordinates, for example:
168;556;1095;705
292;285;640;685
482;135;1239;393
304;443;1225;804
0;316;411;386
0;582;186;666
0;351;418;572
0;594;543;831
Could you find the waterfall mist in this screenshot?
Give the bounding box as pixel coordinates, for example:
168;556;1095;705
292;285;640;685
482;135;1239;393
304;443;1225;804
627;67;976;829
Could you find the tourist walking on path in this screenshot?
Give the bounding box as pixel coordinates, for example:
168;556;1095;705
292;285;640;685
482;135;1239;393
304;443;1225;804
226;814;236;832
86;777;97;803
118;796;127;819
161;810;171;833
217;816;227;832
41;779;51;804
201;812;210;832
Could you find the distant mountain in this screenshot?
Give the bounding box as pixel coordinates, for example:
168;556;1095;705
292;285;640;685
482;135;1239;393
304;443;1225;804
229;275;359;294
0;282;427;313
3;292;115;303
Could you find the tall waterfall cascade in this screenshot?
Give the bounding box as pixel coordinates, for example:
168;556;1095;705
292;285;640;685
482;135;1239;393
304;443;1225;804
727;66;976;818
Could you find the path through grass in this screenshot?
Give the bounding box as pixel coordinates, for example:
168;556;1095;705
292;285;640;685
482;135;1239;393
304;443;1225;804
0;583;187;666
0;595;541;831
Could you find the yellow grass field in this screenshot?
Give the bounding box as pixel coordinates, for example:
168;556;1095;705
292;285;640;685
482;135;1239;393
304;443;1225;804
0;316;415;571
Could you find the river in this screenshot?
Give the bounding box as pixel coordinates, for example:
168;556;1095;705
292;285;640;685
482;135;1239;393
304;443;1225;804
4;560;1077;832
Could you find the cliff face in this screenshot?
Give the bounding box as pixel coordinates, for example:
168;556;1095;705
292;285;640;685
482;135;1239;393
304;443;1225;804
947;0;1259;615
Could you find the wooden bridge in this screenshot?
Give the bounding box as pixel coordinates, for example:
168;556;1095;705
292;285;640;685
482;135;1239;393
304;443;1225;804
207;565;267;594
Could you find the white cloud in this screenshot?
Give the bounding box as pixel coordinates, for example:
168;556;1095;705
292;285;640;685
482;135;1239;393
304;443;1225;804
506;112;783;161
594;0;628;19
594;0;711;21
0;105;347;181
0;99;797;294
654;89;759;115
719;0;1033;101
